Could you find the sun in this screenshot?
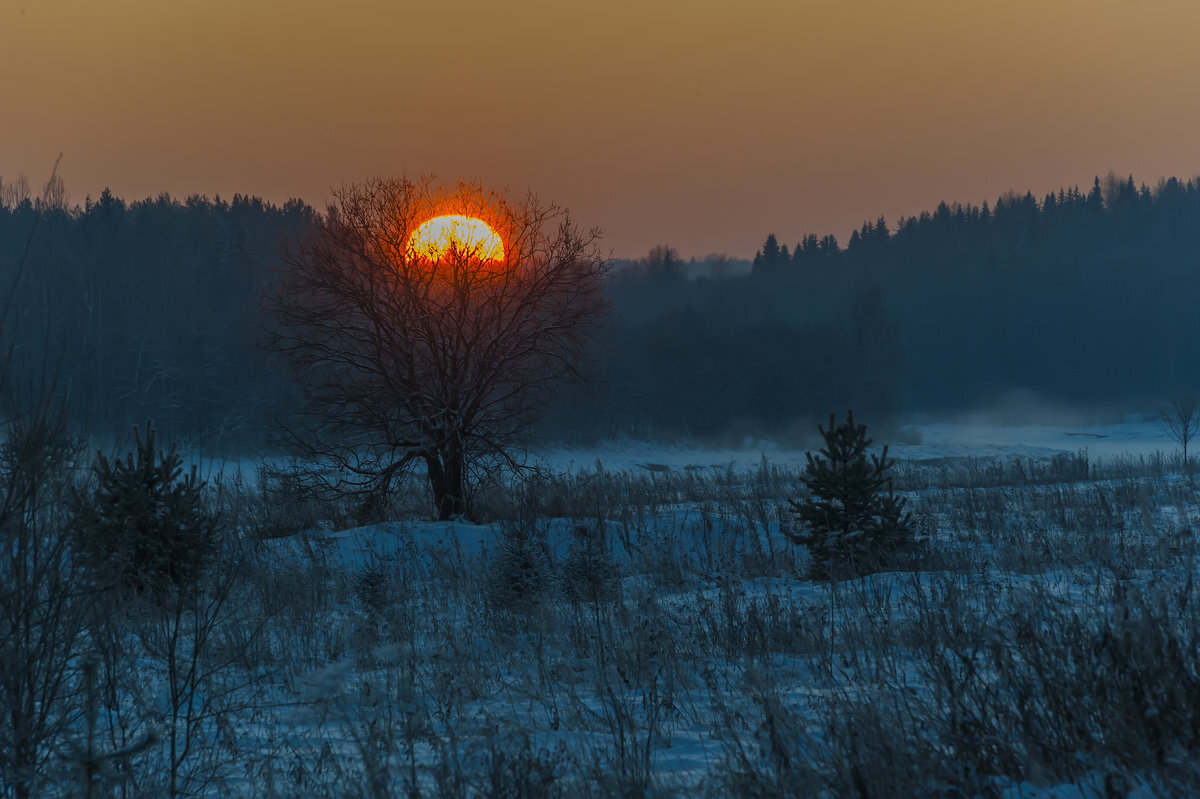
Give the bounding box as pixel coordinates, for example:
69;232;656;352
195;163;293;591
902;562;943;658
406;214;505;264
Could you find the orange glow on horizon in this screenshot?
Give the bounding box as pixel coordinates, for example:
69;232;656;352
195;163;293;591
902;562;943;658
407;215;505;264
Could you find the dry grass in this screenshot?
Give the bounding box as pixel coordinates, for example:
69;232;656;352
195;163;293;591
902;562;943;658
5;448;1200;797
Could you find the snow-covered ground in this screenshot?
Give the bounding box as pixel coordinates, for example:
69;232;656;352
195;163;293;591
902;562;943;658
71;414;1194;798
266;479;1197;798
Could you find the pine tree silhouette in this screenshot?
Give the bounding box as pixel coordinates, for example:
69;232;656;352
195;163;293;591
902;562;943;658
789;411;913;580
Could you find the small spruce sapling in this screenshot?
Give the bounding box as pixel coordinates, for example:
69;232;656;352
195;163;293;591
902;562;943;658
487;519;553;611
788;411;913;580
72;421;215;596
560;524;618;606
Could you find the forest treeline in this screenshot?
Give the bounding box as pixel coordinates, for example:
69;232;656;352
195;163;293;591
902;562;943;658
574;173;1200;440
0;187;312;449
3;172;1199;448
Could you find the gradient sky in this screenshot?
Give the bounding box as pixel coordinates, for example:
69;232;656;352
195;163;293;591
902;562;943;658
6;0;1200;258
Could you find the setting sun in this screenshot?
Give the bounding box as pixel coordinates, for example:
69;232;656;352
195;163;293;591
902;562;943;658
407;215;505;264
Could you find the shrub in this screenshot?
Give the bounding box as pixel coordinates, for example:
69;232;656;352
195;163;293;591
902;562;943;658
351;556;393;618
482;732;564;799
72;421;215;595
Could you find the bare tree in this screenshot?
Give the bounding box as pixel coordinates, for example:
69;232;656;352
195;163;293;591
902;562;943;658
1162;393;1200;469
0;404;87;799
267;177;608;519
38;172;69;212
0;173;32;209
0;156;90;799
135;537;261;798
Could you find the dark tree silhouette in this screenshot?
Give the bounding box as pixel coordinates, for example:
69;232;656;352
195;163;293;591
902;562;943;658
751;233;790;275
636;244;684;281
789;411;913;580
0;160;90;799
266;177;608;519
1162;394;1200;469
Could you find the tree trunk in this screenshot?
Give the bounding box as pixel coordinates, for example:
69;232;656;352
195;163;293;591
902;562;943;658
425;447;466;521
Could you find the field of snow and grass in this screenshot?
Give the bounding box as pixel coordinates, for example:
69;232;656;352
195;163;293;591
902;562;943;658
11;416;1200;797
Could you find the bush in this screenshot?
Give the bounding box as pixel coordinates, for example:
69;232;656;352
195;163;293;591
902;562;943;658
72;421;215;595
483;732;564;799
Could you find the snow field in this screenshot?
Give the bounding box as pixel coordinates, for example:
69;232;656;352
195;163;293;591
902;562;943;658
46;428;1200;797
122;446;1193;797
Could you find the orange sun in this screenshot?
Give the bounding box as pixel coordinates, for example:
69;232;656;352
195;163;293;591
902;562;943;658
406;214;505;264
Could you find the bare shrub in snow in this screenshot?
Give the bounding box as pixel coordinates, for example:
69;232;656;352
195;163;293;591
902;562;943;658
0;406;88;799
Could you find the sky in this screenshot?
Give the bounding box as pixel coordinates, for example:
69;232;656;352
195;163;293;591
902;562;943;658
5;0;1200;258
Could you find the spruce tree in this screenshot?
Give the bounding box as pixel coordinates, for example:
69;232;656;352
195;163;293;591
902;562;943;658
486;519;553;612
71;421;215;596
560;524;618;606
788;411;912;580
